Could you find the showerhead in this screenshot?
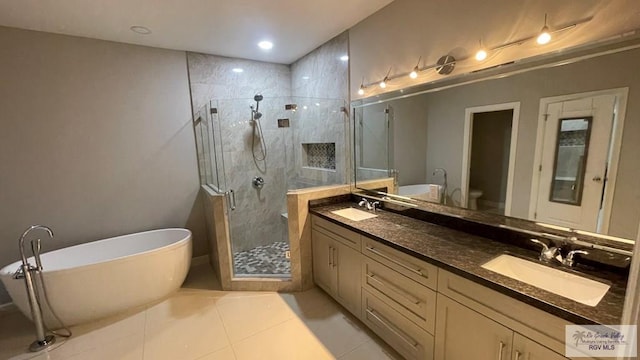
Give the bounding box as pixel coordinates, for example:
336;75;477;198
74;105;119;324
254;94;263;102
253;111;263;120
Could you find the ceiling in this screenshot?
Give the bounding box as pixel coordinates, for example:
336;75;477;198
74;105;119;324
0;0;393;64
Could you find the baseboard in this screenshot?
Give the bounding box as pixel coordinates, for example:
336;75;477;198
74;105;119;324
191;255;210;267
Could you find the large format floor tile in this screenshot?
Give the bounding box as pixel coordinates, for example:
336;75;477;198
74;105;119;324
0;263;399;360
231;317;335;360
143;293;229;360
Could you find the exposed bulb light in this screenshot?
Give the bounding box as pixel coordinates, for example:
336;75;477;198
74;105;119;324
475;40;487;61
232;68;244;73
379;68;391;89
537;14;551;45
258;40;273;50
340;55;349;61
409;56;421;79
475;49;488;61
358;87;365;95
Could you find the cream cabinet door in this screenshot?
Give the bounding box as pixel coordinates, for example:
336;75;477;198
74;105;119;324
512;333;569;360
334;241;362;316
312;229;336;295
435;294;513;360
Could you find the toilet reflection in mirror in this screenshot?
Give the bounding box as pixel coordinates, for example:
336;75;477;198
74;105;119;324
462;104;519;216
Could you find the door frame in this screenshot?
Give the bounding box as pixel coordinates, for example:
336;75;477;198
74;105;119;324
461;102;520;215
528;88;629;233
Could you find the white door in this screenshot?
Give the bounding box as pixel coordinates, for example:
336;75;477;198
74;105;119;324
534;94;615;231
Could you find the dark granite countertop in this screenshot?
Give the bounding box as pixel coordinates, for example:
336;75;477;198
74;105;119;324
310;200;627;325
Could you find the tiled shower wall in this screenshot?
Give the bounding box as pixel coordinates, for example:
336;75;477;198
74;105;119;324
187;31;349;253
290;32;349;189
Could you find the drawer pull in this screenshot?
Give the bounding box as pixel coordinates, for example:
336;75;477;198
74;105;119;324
367;274;421;305
366;246;424;277
497;341;505;360
513;350;521;360
366;308;418;349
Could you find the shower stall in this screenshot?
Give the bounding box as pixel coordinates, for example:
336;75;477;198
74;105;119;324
193;96;347;279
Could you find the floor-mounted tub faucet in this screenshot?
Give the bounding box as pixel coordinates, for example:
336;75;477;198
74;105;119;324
17;225;57;352
433;168;447;205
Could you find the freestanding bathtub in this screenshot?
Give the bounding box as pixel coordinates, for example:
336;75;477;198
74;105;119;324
0;228;192;327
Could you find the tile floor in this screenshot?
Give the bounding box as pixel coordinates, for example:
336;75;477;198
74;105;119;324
233;242;291;276
0;263;401;360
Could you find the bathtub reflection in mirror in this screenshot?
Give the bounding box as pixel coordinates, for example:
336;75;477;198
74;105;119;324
352;39;640;242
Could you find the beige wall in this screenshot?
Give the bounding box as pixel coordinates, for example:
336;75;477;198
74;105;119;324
0;27;206;304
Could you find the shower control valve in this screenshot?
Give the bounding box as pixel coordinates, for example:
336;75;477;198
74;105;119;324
252;176;265;189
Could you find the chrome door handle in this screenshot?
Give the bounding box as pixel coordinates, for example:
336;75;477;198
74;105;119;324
226;189;236;210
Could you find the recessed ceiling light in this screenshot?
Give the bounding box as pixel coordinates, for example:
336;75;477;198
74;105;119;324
302;76;310;80
232;68;244;73
340;55;349;61
258;41;273;50
130;26;152;35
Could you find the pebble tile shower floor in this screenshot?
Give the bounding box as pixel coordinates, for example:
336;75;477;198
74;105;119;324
233;241;291;276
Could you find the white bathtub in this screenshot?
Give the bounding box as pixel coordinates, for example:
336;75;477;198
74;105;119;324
398;184;443;203
0;228;192;327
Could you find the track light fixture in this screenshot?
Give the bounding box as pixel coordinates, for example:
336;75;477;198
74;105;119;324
355;13;590;95
537;14;552;45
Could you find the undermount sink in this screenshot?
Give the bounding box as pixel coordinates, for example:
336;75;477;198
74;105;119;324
331;207;378;221
481;254;610;307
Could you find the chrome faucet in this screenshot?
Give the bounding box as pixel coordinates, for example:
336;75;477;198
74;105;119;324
563;250;589;267
433;168;447;204
17;225;57;352
358;198;380;212
530;239;560;263
358;198;371;209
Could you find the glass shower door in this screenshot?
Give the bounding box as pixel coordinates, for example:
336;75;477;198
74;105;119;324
211;97;292;278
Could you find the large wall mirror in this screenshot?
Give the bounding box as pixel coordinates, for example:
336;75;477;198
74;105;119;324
352;37;640;245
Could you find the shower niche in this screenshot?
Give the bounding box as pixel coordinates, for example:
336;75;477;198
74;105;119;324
193;96;348;287
302;143;336;170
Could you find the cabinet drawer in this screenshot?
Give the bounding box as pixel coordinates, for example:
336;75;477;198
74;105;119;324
362;237;437;290
363;258;436;334
362;289;434;360
312;215;361;250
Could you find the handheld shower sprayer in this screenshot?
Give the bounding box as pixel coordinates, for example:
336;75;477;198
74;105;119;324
250;94;267;162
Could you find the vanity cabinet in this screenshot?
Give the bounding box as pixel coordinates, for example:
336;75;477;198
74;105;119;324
311;216;362;316
311;215;581;360
435;295;569;360
512;333;570;360
434;294;513;360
